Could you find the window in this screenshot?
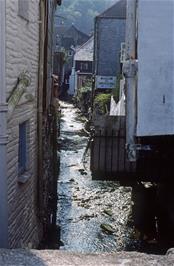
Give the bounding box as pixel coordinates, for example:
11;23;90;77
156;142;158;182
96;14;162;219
18;121;28;175
18;0;29;21
120;42;126;63
80;62;88;71
68;50;73;56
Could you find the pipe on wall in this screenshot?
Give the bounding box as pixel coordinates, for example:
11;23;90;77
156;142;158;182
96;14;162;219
124;0;137;161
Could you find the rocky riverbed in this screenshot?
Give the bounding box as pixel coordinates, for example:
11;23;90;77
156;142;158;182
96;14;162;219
56;101;169;254
57;101;135;253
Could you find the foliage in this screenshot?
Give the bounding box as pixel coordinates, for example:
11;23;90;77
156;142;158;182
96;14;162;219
76;86;91;103
75;86;92;115
78;86;91;95
94;93;111;115
56;0;116;34
83;78;92;89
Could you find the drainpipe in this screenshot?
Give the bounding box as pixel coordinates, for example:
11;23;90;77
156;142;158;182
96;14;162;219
37;0;45;217
0;0;9;247
91;17;98;113
123;0;138;162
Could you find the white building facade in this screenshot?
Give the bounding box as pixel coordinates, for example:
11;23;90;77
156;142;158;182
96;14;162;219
0;0;41;248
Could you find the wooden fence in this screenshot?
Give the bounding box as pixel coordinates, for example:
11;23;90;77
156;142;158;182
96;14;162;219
90;116;136;180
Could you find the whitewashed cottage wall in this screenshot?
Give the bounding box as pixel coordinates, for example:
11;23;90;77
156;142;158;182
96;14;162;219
0;0;9;248
137;0;174;136
5;0;41;248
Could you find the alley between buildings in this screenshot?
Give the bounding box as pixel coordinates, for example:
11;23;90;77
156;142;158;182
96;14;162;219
1;0;174;264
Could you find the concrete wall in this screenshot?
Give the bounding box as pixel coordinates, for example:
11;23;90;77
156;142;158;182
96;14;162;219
5;0;40;248
137;0;174;137
95;18;125;77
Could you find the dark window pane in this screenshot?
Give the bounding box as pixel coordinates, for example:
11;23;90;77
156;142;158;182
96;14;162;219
18;122;27;175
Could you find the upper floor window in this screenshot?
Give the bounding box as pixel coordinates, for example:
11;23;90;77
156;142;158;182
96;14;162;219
80;62;88;71
18;121;28;175
18;0;29;21
68;50;73;56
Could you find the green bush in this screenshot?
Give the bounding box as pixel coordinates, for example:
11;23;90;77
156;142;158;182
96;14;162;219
76;86;91;101
94;93;111;115
74;86;92;115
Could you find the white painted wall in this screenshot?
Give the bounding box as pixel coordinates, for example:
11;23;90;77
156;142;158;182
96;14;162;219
6;0;39;100
0;0;9;248
5;0;40;248
137;0;174;136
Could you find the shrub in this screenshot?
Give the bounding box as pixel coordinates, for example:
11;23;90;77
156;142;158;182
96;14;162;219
75;86;92;115
94;93;111;115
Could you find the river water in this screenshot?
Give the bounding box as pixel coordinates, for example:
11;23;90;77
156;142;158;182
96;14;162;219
56;101;158;253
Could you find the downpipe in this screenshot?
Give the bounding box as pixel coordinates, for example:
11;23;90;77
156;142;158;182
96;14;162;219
123;0;138;162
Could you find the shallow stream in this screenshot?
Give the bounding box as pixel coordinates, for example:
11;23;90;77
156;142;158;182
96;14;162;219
57;101;161;254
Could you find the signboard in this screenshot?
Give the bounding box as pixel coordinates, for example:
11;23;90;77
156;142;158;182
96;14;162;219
96;76;116;89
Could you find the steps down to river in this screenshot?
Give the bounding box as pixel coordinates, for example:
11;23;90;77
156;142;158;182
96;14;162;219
0;249;174;265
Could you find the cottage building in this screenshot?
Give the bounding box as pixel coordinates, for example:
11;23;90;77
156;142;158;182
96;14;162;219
0;0;60;248
55;24;89;53
54;24;90;94
94;0;126;90
124;0;174;175
69;37;94;95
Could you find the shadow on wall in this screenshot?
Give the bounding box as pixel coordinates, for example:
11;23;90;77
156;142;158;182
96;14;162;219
0;249;47;266
129;182;174;255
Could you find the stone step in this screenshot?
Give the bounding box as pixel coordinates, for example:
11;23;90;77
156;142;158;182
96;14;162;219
0;249;174;266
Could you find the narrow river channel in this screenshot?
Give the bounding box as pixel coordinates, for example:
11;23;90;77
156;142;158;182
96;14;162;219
56;101;161;254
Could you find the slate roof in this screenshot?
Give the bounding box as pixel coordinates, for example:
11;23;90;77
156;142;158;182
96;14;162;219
55;25;89;39
55;24;90;50
74;37;94;62
98;0;127;19
55;25;69;37
65;25;89;39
